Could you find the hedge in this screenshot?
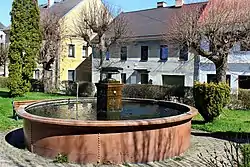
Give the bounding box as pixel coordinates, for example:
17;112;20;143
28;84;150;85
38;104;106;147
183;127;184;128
0;77;8;88
122;84;194;105
238;89;250;109
30;79;44;92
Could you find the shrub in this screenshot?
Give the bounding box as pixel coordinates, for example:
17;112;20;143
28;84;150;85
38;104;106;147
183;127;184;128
61;81;95;97
228;94;244;110
30;79;44;92
78;81;95;97
122;84;184;99
53;153;68;163
0;77;8;88
238;89;250;109
193;82;230;122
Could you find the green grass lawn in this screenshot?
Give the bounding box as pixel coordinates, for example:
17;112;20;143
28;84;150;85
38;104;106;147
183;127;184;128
192;109;250;133
0;88;73;131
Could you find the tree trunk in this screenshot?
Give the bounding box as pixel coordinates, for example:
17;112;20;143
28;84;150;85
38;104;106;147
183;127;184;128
215;55;228;83
3;61;6;77
43;69;53;93
98;35;104;82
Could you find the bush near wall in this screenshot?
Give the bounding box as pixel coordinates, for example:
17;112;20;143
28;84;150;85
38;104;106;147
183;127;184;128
193;82;230;122
227;89;250;110
122;84;194;105
0;77;8;88
238;89;250;109
61;81;95;97
30;79;44;92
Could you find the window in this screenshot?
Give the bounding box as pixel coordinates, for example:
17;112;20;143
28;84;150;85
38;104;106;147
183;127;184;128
141;73;149;84
179;44;188;61
200;39;210;51
121;73;126;84
35;70;40;79
160;45;168;61
68;44;75;57
68;70;75;81
141;46;148;61
207;74;231;86
121;46;127;61
82;46;87;57
162;75;185;86
238;76;250;89
0;35;2;40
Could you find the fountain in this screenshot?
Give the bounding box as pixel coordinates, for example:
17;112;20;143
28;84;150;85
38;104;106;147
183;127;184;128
14;68;198;164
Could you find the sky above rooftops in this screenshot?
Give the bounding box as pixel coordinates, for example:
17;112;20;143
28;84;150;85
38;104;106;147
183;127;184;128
0;0;207;26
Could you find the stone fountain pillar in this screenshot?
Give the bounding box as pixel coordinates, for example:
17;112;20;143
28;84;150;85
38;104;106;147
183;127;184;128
95;67;124;120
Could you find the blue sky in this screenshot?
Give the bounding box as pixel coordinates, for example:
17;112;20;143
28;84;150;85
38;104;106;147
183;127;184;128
0;0;206;26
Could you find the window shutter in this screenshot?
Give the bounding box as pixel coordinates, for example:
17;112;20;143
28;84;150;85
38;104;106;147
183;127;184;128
160;46;168;60
163;47;168;60
106;51;110;60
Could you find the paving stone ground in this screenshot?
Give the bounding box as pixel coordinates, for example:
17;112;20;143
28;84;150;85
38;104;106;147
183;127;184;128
0;130;246;167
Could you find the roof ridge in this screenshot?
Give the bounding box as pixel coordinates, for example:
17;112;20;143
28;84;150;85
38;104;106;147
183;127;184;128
123;1;208;14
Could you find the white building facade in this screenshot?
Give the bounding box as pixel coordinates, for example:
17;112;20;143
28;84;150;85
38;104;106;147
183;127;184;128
199;47;250;91
92;1;250;90
92;39;196;87
92;1;203;87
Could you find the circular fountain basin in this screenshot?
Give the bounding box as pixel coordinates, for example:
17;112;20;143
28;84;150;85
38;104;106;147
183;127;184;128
15;98;198;164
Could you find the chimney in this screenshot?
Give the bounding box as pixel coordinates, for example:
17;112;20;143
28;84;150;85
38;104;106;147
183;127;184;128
48;0;55;8
157;1;167;8
175;0;184;7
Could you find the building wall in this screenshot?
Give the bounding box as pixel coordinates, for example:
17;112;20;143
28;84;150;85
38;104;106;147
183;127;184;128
0;30;5;44
92;40;196;86
59;38;92;82
199;51;250;91
58;0;99;83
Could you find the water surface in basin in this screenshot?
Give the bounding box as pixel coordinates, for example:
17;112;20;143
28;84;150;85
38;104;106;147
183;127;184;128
26;101;183;120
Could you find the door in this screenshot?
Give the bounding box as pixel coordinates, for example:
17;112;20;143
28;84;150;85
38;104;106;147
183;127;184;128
162;75;185;86
141;73;149;84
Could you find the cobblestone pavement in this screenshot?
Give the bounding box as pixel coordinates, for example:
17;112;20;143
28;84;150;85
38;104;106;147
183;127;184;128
0;130;244;167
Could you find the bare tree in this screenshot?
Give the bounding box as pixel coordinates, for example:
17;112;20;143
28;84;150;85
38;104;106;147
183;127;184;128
40;9;65;92
73;0;130;81
166;0;250;83
0;43;8;76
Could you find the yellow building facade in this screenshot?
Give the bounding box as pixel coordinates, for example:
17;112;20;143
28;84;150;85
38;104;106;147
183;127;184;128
58;0;96;83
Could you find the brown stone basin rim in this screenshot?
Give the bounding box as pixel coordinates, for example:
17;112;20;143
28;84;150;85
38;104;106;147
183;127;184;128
14;98;199;164
16;98;198;127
